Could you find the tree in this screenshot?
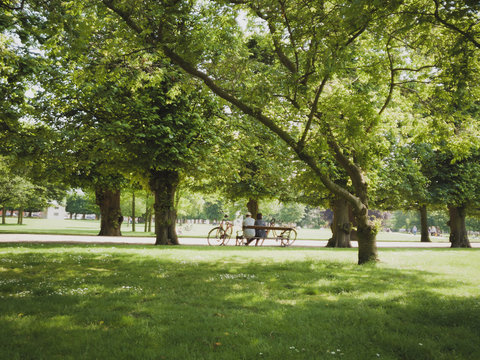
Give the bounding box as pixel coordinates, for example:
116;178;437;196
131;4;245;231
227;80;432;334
66;192;98;219
177;191;206;221
0;22;32;153
430;0;480;50
120;184;145;231
24;1;224;244
290;157;355;247
401;1;480;247
276;203;305;225
2;0;128;235
200;116;297;219
203;201;223;222
299;206;327;229
0;161;27;224
376;143;432;242
100;0;446;263
422;151;480;247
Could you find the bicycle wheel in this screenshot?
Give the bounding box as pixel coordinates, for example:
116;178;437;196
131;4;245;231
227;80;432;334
268;221;277;238
207;227;225;246
224;224;233;237
222;225;233;245
280;229;297;247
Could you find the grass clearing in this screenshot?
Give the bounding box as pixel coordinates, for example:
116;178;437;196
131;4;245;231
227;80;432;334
0;218;465;243
1;244;479;359
0;218;154;237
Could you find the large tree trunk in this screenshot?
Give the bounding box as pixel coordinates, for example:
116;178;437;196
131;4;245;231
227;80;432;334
351;203;378;264
356;216;378;264
95;187;123;236
2;206;6;224
419;205;430;242
247;198;259;219
348;205;358;241
149;169;179;245
447;205;470;248
326;197;352;248
17;207;23;225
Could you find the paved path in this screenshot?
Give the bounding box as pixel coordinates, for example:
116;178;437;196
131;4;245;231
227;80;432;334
0;233;478;248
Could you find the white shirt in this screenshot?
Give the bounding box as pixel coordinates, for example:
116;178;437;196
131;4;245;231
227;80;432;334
243;216;255;238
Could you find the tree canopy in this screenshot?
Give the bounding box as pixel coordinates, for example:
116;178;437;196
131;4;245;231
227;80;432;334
2;0;479;262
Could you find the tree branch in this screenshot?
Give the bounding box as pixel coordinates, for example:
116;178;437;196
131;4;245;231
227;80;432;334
266;21;297;74
101;0;368;215
0;0;25;11
164;46;367;212
321;121;369;207
245;3;297;74
279;0;299;72
393;65;435;72
102;0;144;34
298;75;329;149
433;0;480;49
344;23;368;48
379;39;395;116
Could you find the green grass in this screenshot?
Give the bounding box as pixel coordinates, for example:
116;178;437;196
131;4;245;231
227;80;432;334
1;244;479;359
0;218;468;243
0;218;156;237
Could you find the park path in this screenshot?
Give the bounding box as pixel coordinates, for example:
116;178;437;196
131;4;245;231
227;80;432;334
0;233;479;248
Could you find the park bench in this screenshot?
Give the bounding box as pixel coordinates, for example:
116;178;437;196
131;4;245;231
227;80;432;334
236;225;297;247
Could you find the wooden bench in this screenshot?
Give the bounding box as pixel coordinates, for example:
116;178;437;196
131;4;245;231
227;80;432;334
236;225;297;247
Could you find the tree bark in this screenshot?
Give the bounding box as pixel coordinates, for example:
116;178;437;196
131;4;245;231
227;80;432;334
144;193;153;233
247;198;259;219
326;197;352;248
348;205;358;241
419;205;430;242
17;207;23;225
144;206;148;233
95;187;123;236
148;210;152;233
1;206;5;224
447;205;471;248
149;169;179;245
132;191;136;232
356;216;378;264
351;204;378;264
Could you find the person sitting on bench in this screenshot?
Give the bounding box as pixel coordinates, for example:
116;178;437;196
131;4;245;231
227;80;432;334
243;212;255;245
252;213;267;246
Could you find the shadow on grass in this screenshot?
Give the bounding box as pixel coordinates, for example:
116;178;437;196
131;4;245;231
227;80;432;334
0;245;479;360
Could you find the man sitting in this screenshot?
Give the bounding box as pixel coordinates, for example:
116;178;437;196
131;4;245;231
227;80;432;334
242;212;256;246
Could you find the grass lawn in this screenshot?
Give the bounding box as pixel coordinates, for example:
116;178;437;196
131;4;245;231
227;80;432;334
0;218;155;237
0;218;468;243
0;244;479;359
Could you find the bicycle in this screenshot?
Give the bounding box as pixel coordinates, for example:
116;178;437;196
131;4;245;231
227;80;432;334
207;214;234;246
277;228;297;247
266;218;297;246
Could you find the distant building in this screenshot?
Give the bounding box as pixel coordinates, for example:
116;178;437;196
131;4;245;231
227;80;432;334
45;202;68;219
